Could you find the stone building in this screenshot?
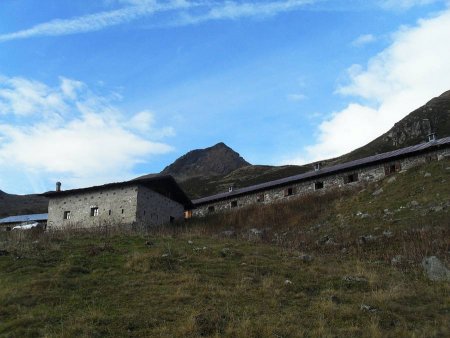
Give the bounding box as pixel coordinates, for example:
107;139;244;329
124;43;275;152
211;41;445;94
192;137;450;217
0;213;48;231
44;175;192;230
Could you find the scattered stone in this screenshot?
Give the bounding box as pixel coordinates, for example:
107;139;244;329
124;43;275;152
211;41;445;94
372;188;384;196
387;176;397;184
421;256;450;282
220;230;236;238
318;235;330;245
220;248;231;257
0;250;9;256
382;230;393;238
424;172;432;177
342;276;368;283
409;200;420;208
193;246;208;252
391;255;403;266
145;240;154;247
360;304;378;313
188;240;194;245
430;206;443;213
161;253;169;258
248;228;263;240
284;279;293;285
330;295;341;304
359;235;377;244
341;247;348;254
298;253;314;262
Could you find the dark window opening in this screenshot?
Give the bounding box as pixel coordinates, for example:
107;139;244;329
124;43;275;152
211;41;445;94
285;187;294;197
208;206;215;213
108;210;111;216
385;162;401;175
143;211;146;216
345;173;359;184
315;182;324;190
170;216;175;223
231;200;238;208
90;207;99;217
121;209;124;214
257;194;265;202
63;211;71;220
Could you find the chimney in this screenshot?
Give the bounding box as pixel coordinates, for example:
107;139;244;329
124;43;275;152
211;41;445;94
56;182;61;192
314;162;322;171
428;132;437;142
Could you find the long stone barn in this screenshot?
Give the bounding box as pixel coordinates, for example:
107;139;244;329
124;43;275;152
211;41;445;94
43;175;192;230
191;136;450;217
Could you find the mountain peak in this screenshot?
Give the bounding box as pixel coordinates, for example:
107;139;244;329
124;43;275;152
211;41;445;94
161;142;250;181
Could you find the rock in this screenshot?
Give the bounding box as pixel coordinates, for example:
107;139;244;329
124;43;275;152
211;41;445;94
424;172;432;177
408;200;420;208
220;230;236;238
382;230;393;238
372;188;384;196
421;256;450;281
248;228;263;241
220;248;229;257
359;235;377;244
391;255;403;266
360;304;378;313
298;253;314;262
284;279;293;285
188;240;194;245
430;206;443;212
161;253;169;257
387;176;397;184
342;276;368;283
330;295;341;304
317;235;330;245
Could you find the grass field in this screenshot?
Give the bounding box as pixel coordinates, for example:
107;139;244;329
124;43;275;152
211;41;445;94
1;159;449;337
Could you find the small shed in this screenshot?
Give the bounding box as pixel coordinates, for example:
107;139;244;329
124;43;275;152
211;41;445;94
0;213;48;231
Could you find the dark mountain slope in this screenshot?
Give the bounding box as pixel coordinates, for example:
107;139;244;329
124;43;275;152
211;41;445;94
161;142;250;180
0;190;48;218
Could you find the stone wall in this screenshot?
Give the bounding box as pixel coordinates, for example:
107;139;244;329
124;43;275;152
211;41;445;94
193;148;450;217
47;185;139;229
136;186;185;226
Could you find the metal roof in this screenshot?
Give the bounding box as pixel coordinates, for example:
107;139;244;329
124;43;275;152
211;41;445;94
0;213;48;224
42;175;193;208
193;137;450;206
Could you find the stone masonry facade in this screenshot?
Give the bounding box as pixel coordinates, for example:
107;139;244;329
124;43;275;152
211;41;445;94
47;184;184;230
193;147;450;217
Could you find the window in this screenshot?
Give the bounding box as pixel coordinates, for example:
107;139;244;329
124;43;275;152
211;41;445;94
184;210;193;219
208;206;215;213
384;162;401;175
170;216;175;223
314;182;324;190
257;194;265;202
63;211;71;220
108;210;112;216
344;173;359;184
90;207;99;217
284;187;294;197
231;200;238;208
121;209;124;214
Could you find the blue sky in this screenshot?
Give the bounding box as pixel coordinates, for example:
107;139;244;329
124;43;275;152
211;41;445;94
1;0;450;194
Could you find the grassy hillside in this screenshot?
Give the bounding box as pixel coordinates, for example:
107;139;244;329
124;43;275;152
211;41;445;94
0;192;48;218
0;158;449;337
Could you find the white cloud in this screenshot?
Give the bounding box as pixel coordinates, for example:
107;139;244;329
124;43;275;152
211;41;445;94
0;0;318;42
352;34;376;46
379;0;442;10
287;93;307;101
287;7;450;164
0;76;174;191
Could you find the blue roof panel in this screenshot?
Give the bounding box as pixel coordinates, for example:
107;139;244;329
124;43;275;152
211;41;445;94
0;213;48;224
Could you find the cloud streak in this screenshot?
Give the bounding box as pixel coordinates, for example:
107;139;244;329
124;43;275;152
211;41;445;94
0;0;317;42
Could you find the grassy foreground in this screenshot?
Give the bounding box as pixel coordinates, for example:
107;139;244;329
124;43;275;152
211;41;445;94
1;159;449;337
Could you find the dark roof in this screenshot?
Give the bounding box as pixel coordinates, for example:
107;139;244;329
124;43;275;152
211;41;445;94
0;213;48;224
193;137;450;206
42;175;192;208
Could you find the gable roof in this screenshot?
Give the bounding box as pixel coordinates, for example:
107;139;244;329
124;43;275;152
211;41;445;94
42;175;192;208
0;213;48;224
193;137;450;206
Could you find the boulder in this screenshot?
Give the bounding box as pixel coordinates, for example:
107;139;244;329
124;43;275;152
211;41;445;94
421;256;450;282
